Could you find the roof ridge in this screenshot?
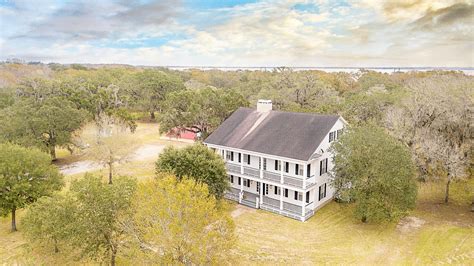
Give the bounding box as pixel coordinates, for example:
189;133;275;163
240;106;340;117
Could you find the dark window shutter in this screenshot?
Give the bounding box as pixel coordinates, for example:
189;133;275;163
238;153;241;163
295;164;299;175
294;191;298;200
306;191;310;203
307;164;311;177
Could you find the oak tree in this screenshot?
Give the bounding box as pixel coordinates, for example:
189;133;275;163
155;143;228;199
330;124;417;223
0;143;63;231
124;175;235;264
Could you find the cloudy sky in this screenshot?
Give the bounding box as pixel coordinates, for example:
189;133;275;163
0;0;473;67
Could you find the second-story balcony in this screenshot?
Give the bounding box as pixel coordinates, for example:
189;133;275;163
225;162;316;189
243;166;260;178
226;162;241;174
262;170;280;182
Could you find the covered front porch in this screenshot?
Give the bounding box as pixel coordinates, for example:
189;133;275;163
224;183;315;221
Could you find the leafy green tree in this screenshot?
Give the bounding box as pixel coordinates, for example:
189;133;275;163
69;174;136;265
0;90;15;109
0;143;63;231
0;97;88;160
159;87;248;137
55;70;137;131
341;89;401;125
155;143;228;199
330;124;417;223
356;70;402;91
124;175;235;264
125;69;185;119
22;193;77;253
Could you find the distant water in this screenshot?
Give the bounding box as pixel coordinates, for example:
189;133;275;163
166;66;474;75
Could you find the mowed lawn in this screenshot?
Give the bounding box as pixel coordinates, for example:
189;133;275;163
233;180;474;265
0;122;473;265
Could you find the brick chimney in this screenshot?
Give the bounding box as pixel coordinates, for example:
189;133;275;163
257;99;272;112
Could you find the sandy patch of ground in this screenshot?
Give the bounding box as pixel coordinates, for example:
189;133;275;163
60;143;167;175
231;204;256;218
59;160;100;175
131;143;165;161
397;216;426;234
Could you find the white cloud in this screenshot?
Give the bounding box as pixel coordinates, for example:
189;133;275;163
0;0;472;67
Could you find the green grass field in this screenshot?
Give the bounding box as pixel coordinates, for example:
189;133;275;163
232;180;473;265
1;122;473;265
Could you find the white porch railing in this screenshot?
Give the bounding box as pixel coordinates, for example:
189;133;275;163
225;163;316;189
262;171;280;182
243;166;260;178
262;196;280;208
226;162;241;174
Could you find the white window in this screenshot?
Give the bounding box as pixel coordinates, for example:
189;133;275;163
274;160;281;171
244;154;251;164
329;131;335;142
320;158;328;175
319;183;327;201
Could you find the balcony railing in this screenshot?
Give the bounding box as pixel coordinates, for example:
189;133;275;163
225;163;316;189
283;175;304;188
262;170;281;182
243;166;260;178
226;162;241;174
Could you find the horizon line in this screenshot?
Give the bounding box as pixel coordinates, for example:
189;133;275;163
2;60;473;70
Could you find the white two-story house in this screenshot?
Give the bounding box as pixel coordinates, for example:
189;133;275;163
204;100;347;221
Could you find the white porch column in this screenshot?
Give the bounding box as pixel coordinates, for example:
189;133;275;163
303;163;307;189
302;191;306;218
260;156;263;179
259;182;263;207
239;178;243;203
280;160;284;184
279;186;283;210
240;153;244;174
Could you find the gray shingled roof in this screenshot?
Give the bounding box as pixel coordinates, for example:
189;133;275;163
204;107;340;161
